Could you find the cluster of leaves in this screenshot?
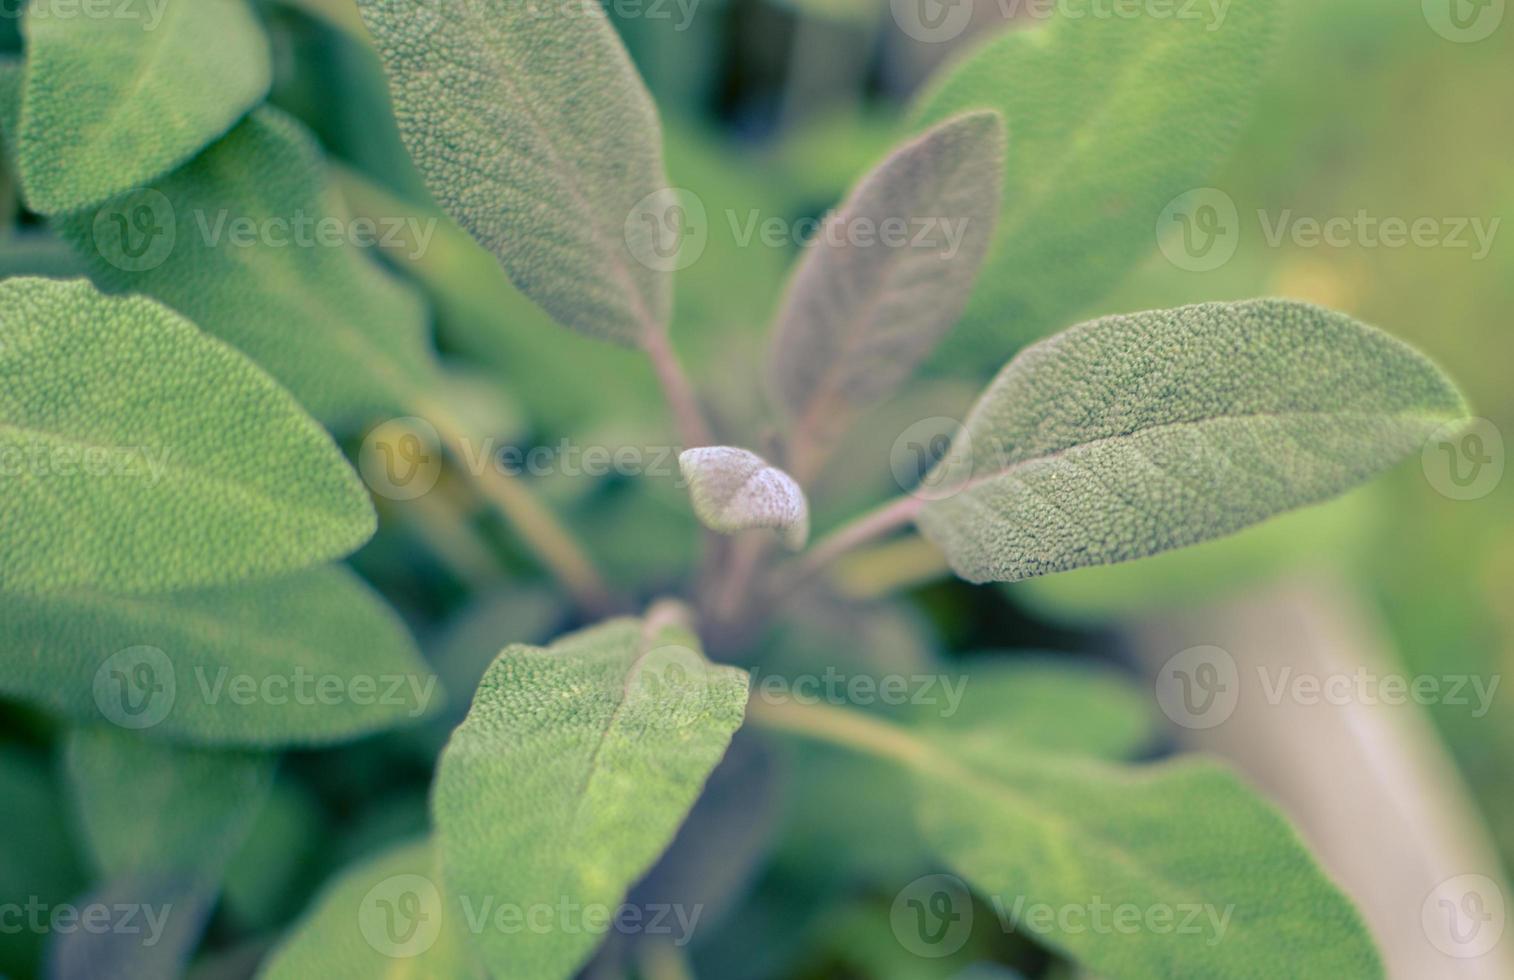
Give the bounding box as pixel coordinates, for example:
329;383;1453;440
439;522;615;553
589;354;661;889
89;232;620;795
0;0;1474;978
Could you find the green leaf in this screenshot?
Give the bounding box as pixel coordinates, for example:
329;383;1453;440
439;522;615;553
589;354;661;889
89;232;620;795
0;747;85;978
56;108;440;430
909;0;1276;362
0;566;439;746
358;0;672;344
769;111;1003;480
63;727;275;881
679;447;810;549
16;0;271;214
914;748;1382;978
259;838;475;979
434;605;749;979
916;300;1468;583
0;277;374;594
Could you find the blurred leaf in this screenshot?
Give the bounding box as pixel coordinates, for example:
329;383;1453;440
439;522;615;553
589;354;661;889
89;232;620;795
56;108;440;430
769;111;1003;480
910;0;1277;363
16;0;270;214
46;871;216;980
359;0;671;345
433;608;749;979
0;277;374;594
680;447;810;548
0;566;438;746
918;300;1468;583
0;747;85;978
221;778;326;934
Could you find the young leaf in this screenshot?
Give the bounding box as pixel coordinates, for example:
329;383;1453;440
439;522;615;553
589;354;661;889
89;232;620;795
17;0;271;215
260;839;475;979
433;606;750;979
0;566;439;746
680;447;810;549
768;111;1003;480
0;277;374;594
54;108;440;430
358;0;672;343
909;0;1276;361
916;300;1468;583
63;727;275;881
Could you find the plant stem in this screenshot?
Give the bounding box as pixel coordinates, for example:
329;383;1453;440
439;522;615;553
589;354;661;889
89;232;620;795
416;396;615;616
830;534;951;599
770;493;923;599
644;327;713;449
748;696;934;771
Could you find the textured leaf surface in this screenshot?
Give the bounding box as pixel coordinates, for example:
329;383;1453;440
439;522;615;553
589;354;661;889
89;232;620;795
910;0;1275;361
57;108;438;429
259;839;474;980
434;608;749;979
0;277;374;594
359;0;671;344
917;300;1467;583
769;111;1003;479
0;566;437;746
680;447;810;549
17;0;270;214
63;727;274;880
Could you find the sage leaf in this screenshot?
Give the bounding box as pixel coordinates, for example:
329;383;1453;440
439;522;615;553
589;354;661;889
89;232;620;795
0;566;439;746
917;300;1468;583
769;111;1003;479
56;108;440;430
910;0;1276;361
434;606;749;979
0;277;374;594
358;0;672;343
680;447;810;549
17;0;271;215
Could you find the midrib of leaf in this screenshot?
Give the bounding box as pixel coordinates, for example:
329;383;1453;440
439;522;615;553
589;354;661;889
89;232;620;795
0;421;353;527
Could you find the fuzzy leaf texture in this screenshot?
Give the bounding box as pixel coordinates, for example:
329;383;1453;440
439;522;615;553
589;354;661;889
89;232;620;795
0;566;438;746
0;277;374;594
769;111;1003;480
358;0;672;344
916;300;1468;583
679;447;810;549
433;607;749;979
16;0;271;215
49;108;440;430
910;0;1276;361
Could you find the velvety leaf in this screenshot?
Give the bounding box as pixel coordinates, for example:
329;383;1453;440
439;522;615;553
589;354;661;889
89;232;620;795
434;606;749;979
910;0;1276;362
680;447;810;549
359;0;671;344
0;277;374;594
769;111;1003;480
17;0;270;214
56;108;439;430
0;566;439;746
63;727;275;881
916;300;1468;583
259;839;475;980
